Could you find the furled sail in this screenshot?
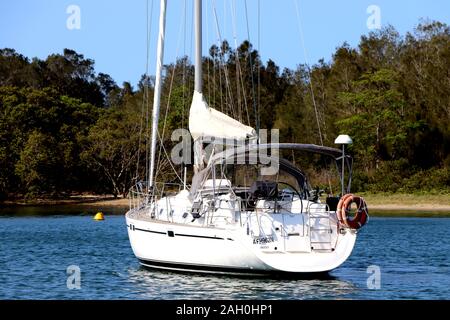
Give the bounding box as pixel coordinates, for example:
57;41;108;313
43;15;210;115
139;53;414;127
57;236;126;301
189;91;257;143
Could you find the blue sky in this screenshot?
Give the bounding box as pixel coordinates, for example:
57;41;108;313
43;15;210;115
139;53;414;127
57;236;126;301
1;0;449;87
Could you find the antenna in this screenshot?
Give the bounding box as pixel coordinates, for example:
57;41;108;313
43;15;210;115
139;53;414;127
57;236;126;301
334;135;353;196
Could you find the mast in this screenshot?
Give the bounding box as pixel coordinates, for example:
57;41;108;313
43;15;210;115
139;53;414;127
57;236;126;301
193;0;203;173
149;0;167;188
194;0;202;93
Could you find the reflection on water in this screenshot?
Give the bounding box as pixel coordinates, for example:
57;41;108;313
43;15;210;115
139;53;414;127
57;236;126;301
125;267;357;300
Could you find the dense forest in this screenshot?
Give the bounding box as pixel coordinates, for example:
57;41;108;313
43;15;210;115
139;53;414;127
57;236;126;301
0;21;449;200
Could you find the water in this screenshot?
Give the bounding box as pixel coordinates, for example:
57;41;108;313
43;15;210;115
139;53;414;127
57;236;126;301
0;209;449;299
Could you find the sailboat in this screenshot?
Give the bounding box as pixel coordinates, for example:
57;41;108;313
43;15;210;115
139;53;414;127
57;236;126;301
125;0;368;276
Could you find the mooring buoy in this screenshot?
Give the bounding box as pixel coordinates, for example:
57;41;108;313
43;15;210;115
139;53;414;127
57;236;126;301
93;212;105;221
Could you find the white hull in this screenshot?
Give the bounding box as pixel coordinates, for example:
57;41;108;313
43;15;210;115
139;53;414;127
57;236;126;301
125;201;357;275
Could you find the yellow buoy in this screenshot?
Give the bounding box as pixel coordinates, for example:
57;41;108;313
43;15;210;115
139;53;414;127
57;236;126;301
93;212;105;221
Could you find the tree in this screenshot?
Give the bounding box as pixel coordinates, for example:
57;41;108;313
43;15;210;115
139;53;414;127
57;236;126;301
81;104;144;197
15;131;62;197
1;20;450;199
0;87;101;198
0;48;32;87
337;69;414;170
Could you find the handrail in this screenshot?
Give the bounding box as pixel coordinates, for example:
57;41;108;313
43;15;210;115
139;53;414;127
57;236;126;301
128;181;188;211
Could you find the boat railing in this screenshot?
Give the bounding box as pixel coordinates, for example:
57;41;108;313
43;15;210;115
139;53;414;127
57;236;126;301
205;198;242;226
128;181;188;212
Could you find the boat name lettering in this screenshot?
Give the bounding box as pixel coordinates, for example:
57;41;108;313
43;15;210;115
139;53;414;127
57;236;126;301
253;236;274;244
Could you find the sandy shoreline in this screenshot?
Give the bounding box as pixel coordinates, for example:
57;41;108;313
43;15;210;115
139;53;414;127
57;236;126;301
2;194;450;212
361;193;450;212
369;204;450;211
90;199;450;211
80;198;130;207
1;196;130;207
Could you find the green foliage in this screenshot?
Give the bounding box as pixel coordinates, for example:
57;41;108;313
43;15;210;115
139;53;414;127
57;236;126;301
336;68;412;168
365;159;413;193
0;86;101;198
15;131;61;197
1;20;449;199
0;48;118;107
362;160;450;194
398;168;450;193
81;103;144;197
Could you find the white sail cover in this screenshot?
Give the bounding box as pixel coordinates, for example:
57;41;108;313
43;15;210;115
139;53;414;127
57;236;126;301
189;91;256;142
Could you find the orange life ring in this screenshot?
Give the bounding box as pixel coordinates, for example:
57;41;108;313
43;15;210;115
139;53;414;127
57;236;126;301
337;194;368;229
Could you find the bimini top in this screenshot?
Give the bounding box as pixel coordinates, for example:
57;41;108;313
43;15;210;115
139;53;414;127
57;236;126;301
188;143;350;198
209;143;346;166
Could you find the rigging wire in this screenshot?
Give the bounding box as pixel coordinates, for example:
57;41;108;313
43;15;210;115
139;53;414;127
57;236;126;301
218;48;224;113
206;0;210;103
230;0;242;122
206;0;218;109
182;0;187;131
188;0;194;98
244;0;259;136
206;1;217;112
230;0;250;125
136;0;154;186
181;0;187;180
257;0;261;142
293;0;333;194
154;1;187;184
212;0;238;120
293;0;324;147
157;130;184;183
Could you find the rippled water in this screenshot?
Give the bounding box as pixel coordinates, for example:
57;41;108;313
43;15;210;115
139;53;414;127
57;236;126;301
0;209;449;299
